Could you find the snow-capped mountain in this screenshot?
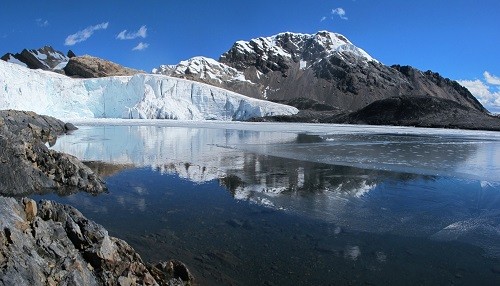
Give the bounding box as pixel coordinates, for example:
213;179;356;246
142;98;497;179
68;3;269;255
220;30;377;72
1;46;70;73
0;60;297;120
153;57;256;86
153;56;247;84
154;30;484;113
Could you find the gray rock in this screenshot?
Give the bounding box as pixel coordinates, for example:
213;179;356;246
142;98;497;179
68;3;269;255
0;110;105;196
0;197;192;286
64;122;78;131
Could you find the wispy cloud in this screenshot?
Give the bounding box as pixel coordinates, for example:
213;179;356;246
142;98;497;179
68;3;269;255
458;71;500;113
117;25;147;40
132;42;149;51
321;7;348;22
36;18;49;27
64;22;109;46
332;8;348;20
484;71;500;86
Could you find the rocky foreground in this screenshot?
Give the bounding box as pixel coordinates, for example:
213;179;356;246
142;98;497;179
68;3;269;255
0;110;193;285
0;110;105;196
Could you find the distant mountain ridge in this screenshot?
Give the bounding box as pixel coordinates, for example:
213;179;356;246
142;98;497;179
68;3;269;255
153;30;485;113
1;46;72;73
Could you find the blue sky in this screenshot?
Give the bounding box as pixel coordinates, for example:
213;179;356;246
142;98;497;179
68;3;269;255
1;0;499;111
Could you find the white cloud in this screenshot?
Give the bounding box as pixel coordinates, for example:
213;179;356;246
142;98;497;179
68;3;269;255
322;7;348;22
132;42;149;51
332;7;348;20
36;18;49;27
484;71;500;86
458;72;500;113
117;25;147;40
64;22;109;46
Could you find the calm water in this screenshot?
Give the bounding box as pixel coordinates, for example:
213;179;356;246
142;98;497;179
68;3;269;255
35;121;500;285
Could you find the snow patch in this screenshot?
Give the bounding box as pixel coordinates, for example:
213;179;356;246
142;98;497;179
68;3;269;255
53;61;68;70
4;55;27;68
299;60;307;70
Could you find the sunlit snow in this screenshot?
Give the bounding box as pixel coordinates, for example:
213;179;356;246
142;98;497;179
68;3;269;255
0;60;297;120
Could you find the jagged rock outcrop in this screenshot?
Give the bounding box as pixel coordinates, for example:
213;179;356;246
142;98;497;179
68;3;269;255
64;55;143;78
1;46;69;73
0;110;105;196
154;31;485;114
0;197;193;286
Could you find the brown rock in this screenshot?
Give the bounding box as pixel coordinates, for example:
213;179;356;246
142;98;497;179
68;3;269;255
22;198;37;222
64;55;143;78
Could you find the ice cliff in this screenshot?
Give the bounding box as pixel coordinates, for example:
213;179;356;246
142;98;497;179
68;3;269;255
0;60;298;120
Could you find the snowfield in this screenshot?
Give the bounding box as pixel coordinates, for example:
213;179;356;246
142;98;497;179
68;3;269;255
0;60;298;120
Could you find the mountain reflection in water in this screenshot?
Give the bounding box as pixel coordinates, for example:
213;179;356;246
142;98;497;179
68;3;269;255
43;122;500;285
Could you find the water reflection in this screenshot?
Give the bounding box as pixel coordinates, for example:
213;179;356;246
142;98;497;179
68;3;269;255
39;123;500;285
52;125;500;183
49;124;500;258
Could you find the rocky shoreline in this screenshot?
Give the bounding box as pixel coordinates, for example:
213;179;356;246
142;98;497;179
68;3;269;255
0;110;193;286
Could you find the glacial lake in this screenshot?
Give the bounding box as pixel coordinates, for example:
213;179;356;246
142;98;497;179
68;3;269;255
35;120;500;285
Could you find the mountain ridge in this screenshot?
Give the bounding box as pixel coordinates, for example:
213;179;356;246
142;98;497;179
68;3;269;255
153;30;485;114
2;30;498;130
1;46;71;73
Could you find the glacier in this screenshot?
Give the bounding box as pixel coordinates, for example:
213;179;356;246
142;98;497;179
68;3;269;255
0;60;298;120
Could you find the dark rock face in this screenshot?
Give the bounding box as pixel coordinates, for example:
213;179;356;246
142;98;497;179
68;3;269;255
0;110;105;196
1;46;69;72
0;197;193;286
157;31;486;115
252;96;500;131
67;50;76;58
343;96;500;130
64;56;143;78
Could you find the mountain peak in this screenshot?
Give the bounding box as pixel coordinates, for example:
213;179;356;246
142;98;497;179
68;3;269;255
1;46;70;72
153;56;250;87
220;30;377;73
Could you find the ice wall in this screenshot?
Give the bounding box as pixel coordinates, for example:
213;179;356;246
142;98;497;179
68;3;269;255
0;60;298;120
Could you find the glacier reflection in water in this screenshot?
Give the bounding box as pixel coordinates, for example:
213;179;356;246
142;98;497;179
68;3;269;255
46;121;500;284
